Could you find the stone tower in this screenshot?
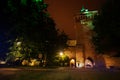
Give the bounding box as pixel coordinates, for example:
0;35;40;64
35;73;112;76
74;7;98;67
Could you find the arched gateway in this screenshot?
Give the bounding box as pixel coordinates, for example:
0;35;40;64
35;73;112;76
65;7;98;68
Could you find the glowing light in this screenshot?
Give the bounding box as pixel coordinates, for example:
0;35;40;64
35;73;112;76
76;62;84;68
70;59;75;63
80;63;84;67
22;60;28;66
85;59;94;68
22;59;40;66
0;61;6;64
60;52;63;56
85;9;88;12
17;42;22;46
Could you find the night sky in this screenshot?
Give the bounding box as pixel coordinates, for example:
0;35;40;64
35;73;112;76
45;0;106;39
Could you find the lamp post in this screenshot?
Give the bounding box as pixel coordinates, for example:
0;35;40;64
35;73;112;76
59;51;64;66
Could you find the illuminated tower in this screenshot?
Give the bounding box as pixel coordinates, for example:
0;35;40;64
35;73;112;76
74;7;98;67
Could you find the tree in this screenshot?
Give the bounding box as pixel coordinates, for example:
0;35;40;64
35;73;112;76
93;0;120;56
0;0;69;65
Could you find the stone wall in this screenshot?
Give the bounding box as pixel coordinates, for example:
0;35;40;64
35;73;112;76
103;55;120;68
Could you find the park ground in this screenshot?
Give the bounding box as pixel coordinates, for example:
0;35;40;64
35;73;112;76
0;67;120;80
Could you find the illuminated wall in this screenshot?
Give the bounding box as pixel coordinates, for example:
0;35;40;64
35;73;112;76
103;55;120;68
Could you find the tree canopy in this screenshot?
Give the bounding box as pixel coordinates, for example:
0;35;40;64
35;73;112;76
93;0;120;56
0;0;69;63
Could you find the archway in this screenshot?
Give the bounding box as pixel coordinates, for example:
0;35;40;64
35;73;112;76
70;59;75;67
85;57;95;68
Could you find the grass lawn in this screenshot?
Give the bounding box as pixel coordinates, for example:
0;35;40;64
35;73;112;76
0;68;120;80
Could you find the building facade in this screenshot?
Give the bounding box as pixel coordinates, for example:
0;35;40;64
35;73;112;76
60;7;120;68
73;7;98;68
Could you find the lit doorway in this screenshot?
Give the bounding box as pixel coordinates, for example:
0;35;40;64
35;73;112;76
70;59;75;67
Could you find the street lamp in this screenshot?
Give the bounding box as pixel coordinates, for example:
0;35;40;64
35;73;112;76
59;52;63;56
59;51;64;66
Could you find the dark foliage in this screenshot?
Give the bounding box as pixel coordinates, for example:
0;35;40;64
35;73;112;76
0;0;69;64
93;0;120;56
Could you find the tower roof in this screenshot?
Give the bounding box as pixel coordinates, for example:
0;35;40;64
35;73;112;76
80;6;88;13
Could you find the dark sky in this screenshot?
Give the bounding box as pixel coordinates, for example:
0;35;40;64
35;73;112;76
45;0;106;39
